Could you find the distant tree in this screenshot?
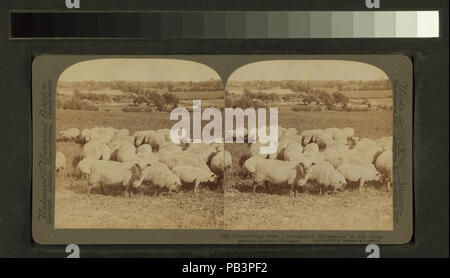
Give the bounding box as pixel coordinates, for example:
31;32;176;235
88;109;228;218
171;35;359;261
332;92;349;106
132;95;147;106
167;84;173;92
73;89;82;98
303;94;316;105
163;92;179;108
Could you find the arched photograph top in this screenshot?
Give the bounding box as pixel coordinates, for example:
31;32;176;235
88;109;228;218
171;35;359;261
57;58;224;112
54;58;225;230
226;60;392;112
224;59;394;231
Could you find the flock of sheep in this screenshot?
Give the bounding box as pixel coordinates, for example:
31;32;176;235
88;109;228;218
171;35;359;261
241;126;393;195
56;127;228;197
56;125;393;197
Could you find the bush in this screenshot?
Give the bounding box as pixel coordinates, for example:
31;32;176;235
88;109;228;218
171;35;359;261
121;107;144;112
226;95;264;109
61;96;99;111
291;106;322;112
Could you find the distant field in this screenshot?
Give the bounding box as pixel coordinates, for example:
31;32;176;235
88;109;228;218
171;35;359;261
170;91;224;100
367;98;394;107
55;109;392;230
227;87;294;95
340;90;393;99
179;98;224;108
57;87;125;96
57;87;223;100
56;109;174;134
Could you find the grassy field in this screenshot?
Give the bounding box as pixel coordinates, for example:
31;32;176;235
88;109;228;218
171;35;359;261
55;109;392;230
340;90;392;99
171;90;224;100
179;98;224;108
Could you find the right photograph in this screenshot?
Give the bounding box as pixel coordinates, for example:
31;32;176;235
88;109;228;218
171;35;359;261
224;60;393;230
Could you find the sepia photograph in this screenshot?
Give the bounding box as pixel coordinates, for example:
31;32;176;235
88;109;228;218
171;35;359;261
223;60;393;230
54;59;225;229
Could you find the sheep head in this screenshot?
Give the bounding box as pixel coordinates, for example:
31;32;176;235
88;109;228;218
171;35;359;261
295;160;316;186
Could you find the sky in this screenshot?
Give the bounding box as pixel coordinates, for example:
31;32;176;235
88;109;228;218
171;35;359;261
228;60;389;82
59;59;220;82
59;58;389;83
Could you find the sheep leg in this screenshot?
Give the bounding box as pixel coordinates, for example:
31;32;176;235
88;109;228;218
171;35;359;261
289;185;294;197
359;178;366;192
194;179;201;193
386;180;392;192
216;176;224;192
123;185;129;198
265;182;271;194
87;180;98;195
252;182;258;193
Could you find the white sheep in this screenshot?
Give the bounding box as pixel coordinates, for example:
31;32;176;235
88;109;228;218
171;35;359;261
171;165;217;193
341;127;355;137
57;128;80;142
81;142;102;160
323;127;341;138
303;143;319;154
88;160;152;197
143;131;167;151
351;138;382;163
303;151;325;164
253;159;315;196
110;132;132;143
325;143;349;153
281;134;302;144
134;130;152;147
249;141;274;159
184;143;217;163
81;141;110;160
283;127;298;137
315;131;335;150
376;136;393;150
77;158;95;176
158;142;183;154
136;144;153;157
209;151;232;188
307;161;347;193
55;152;66;173
155;128;171;142
116;143;136;162
159;154;209;171
324;150;375;170
281;142;303;161
142;162;182;193
108;137;134;154
276;139;290;159
114;129;129;138
242;157;265;175
81;129;101;144
211;143;224;152
375;150;393;191
300;129;322;146
337;164;381;191
98;143;111;160
94;128;115;144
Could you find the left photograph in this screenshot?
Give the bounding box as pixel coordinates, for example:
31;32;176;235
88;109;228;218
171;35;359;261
54;59;225;229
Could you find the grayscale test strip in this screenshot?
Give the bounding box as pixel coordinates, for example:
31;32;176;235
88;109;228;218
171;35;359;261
10;11;440;38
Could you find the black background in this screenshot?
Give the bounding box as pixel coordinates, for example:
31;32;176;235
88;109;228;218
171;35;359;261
0;0;448;258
